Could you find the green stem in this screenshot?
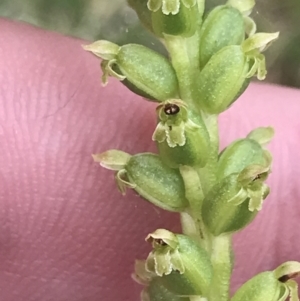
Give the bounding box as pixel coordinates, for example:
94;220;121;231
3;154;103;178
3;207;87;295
180;211;211;252
208;234;233;301
164;33;200;104
196;113;219;194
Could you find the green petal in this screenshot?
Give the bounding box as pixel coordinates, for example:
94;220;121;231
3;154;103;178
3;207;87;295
152;122;167;143
162;0;180;14
166;123;186;147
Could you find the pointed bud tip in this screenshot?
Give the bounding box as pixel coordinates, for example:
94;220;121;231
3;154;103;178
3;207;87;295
92;150;131;170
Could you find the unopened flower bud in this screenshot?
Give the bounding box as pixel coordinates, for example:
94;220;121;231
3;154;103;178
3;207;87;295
232;261;300;301
83;41;179;102
195;30;279;114
123;153;188;211
218;127;274;179
195;45;250;114
199;5;245;68
231;272;281;301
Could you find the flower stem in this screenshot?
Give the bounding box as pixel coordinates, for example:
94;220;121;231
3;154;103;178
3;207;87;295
208;234;233;301
196;113;219;194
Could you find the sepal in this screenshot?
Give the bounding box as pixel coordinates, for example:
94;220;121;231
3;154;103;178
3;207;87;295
242;32;280;80
92;150;131;171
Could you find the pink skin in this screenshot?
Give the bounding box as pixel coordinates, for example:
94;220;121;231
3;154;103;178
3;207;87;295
0;18;300;301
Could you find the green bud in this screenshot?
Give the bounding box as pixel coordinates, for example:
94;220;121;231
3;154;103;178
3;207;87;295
232;261;300;301
199;5;245;68
148;0;201;37
217;129;273;179
195;30;279;114
83;41;179;102
94;151;187;211
121;153;188;212
145;229;212;296
195;45;250;114
202;164;271;235
231;272;281;301
152;100;210;168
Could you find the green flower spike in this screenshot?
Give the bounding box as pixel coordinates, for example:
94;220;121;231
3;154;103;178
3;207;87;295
83;41;179;102
94;151;188;212
231;261;300;301
152;100;210;168
145;229;212;296
147;0;201;37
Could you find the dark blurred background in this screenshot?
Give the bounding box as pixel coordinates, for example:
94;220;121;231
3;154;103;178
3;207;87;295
1;0;299;88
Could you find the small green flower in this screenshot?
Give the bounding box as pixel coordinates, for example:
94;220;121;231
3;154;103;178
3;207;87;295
202;160;271;235
152;100;210;168
145;229;212;296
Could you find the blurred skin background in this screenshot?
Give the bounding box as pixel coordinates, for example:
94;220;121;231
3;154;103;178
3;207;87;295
0;0;299;88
